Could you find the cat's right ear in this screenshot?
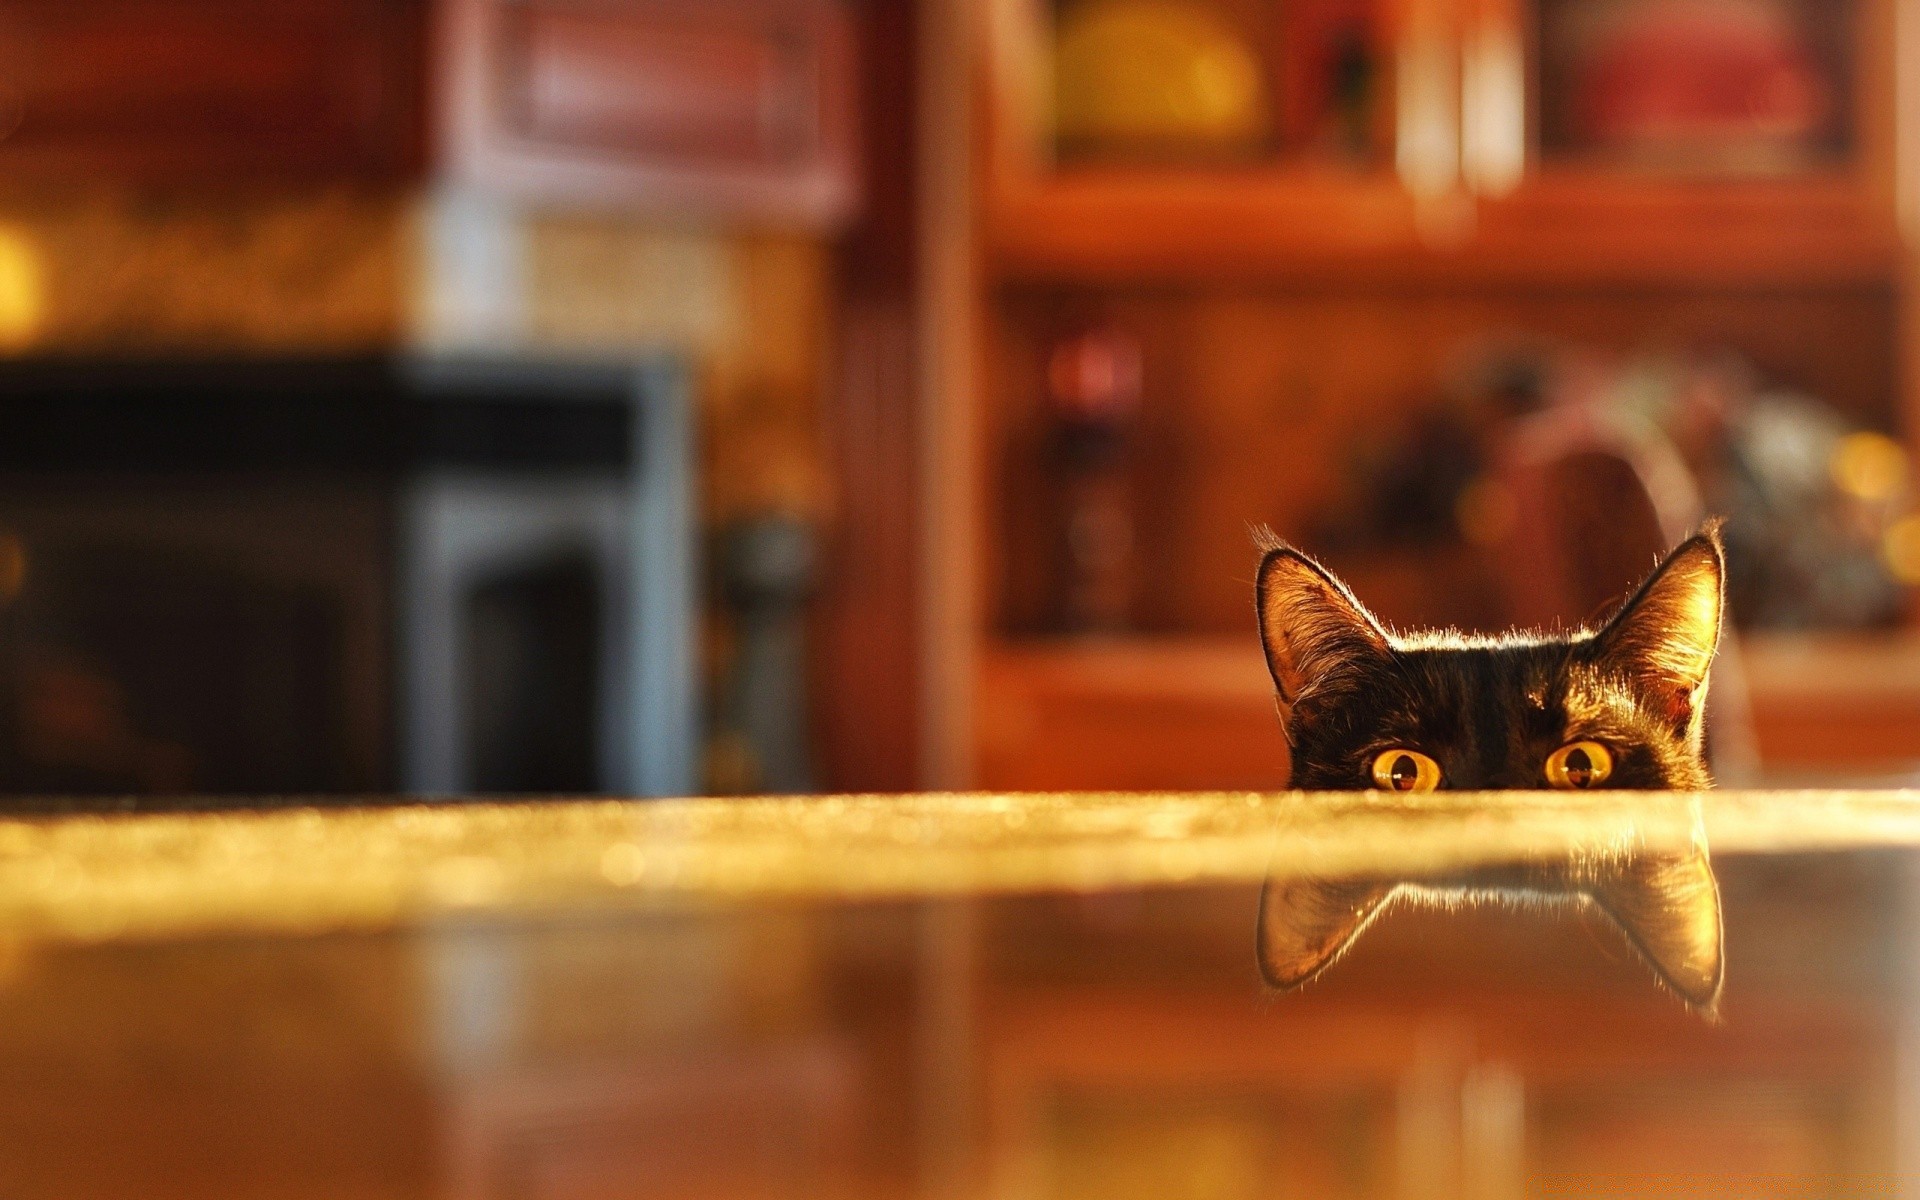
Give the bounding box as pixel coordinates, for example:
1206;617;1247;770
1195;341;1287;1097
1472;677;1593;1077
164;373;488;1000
1255;532;1392;728
1258;875;1396;990
1587;527;1724;734
1587;841;1724;1013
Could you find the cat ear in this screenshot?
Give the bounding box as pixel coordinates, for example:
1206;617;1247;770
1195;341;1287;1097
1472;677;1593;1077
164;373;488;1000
1257;875;1396;990
1587;528;1724;729
1585;843;1724;1012
1255;534;1392;725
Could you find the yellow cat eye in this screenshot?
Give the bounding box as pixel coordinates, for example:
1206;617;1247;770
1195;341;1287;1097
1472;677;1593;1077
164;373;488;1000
1370;749;1442;793
1545;741;1614;790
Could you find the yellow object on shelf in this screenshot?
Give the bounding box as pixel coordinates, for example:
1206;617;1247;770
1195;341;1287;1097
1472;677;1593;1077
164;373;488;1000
1054;0;1271;156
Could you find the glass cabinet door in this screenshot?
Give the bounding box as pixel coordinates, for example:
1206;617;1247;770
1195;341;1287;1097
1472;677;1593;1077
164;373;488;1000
983;0;1898;280
984;0;1447;274
1467;0;1894;282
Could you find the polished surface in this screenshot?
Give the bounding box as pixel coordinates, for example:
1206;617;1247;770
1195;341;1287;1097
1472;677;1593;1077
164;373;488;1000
0;789;1917;941
3;790;1920;1198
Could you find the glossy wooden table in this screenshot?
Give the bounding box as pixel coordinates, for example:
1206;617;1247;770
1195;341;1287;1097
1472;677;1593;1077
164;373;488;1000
5;789;1919;941
1;789;1917;1200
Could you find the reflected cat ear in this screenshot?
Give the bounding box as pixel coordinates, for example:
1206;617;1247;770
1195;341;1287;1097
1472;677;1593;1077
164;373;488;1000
1254;532;1392;728
1257;876;1395;990
1587;528;1724;730
1586;844;1724;1012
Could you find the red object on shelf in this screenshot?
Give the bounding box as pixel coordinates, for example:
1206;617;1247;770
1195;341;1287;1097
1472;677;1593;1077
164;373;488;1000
1046;326;1143;424
1568;0;1832;152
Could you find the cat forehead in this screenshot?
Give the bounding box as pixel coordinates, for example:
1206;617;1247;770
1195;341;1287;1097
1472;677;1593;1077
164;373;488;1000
1391;629;1597;653
1387;635;1597;706
1381;636;1640;725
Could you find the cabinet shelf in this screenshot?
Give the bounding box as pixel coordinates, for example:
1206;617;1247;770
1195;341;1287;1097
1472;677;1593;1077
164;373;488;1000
989;172;1899;286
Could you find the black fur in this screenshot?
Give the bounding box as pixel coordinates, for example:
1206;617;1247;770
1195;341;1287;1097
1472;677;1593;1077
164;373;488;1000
1254;526;1725;791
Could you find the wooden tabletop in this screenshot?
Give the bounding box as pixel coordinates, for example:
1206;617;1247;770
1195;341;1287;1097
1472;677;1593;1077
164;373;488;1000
0;789;1918;943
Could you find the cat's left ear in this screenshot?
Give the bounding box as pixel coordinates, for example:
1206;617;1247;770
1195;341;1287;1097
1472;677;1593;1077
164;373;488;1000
1588;527;1725;730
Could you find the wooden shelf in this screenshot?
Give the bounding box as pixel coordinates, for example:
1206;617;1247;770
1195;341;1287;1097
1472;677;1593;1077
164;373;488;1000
987;169;1424;283
1740;633;1920;774
1467;173;1902;287
988;172;1901;287
975;633;1920;790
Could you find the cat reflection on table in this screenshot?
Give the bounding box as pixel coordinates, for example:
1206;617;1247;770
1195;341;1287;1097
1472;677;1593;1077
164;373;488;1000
1251;526;1728;1010
1257;835;1725;1011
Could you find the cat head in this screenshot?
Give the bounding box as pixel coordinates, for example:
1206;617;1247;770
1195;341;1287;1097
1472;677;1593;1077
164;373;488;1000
1254;527;1725;791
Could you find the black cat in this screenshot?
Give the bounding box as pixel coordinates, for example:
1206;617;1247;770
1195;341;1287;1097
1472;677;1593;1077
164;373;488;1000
1253;528;1727;1008
1255;526;1724;792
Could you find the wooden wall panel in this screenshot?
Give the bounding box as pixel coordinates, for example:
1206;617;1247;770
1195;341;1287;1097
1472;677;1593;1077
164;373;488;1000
814;0;923;791
0;0;423;182
976;640;1289;792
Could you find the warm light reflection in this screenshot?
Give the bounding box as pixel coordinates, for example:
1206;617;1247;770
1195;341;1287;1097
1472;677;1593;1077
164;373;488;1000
1830;431;1909;502
0;225;43;349
1886;513;1920;585
600;840;647;886
0;791;1904;945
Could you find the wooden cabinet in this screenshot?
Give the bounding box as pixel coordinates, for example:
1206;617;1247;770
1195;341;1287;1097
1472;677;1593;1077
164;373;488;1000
437;0;858;226
944;0;1920;791
0;0;424;182
982;0;1901;284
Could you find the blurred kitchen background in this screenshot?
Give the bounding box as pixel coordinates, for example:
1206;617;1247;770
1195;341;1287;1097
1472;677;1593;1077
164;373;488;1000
0;0;1915;801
